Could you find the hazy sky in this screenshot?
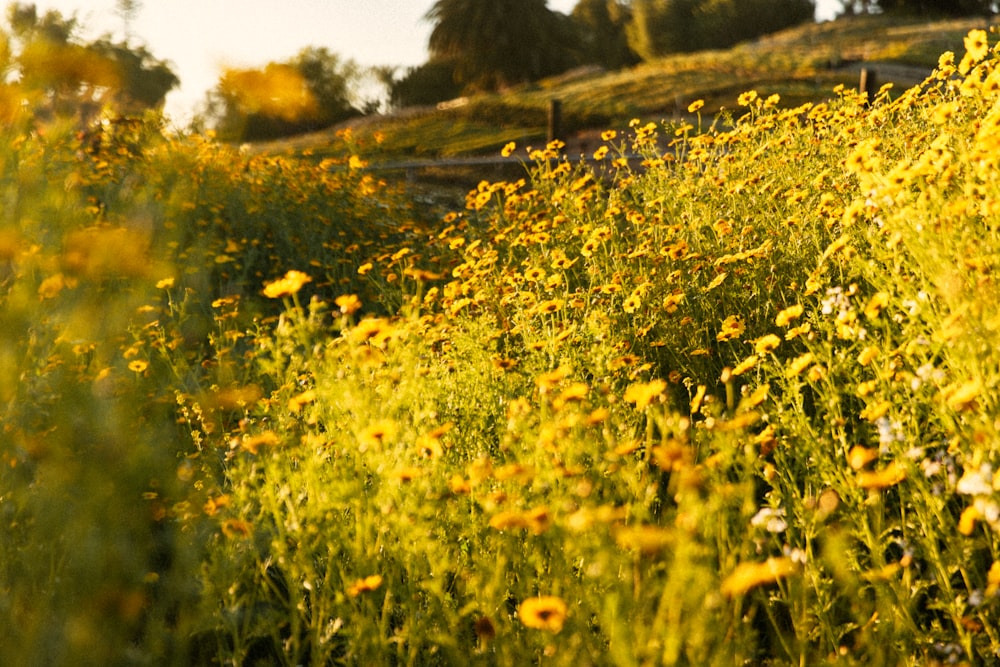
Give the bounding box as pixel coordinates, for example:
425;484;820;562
28;0;841;123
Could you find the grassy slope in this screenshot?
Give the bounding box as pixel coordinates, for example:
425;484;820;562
253;14;987;162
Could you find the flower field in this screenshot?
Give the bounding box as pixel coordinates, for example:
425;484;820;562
4;29;1000;666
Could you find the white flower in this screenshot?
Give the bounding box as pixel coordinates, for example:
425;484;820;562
957;464;993;496
751;507;787;533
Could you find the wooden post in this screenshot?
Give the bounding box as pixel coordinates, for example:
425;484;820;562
547;99;562;143
859;68;876;106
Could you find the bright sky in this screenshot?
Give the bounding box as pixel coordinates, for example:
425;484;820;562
29;0;841;123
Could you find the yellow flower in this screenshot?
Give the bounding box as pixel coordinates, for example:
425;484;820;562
731;355;757;376
863;292;889;319
717;315;745;342
347;574;383;597
786;352;814;377
221;519;253;539
856;461;907;490
501;141;516;157
959;505;980;536
857;346;879;366
775;304;803;327
128;359;148;373
721;557;795;598
847;445;879;471
737;90;759;107
753;334;781;355
944;379;982;411
155;277;175;289
240;431;281;455
624;379;667;410
518;596;567;633
489;507;550;535
335;294;362;315
288;389;316;414
965;29;989;64
687;99;705;113
553;382;589;409
262;270;311;298
614;525;674;555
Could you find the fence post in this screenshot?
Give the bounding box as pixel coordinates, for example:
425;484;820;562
547;99;562;144
859;68;877;106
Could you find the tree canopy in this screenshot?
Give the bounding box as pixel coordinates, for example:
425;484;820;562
627;0;816;58
3;2;177;122
426;0;579;90
205;47;362;141
840;0;996;14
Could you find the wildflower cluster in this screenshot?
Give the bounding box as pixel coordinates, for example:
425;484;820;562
6;25;1000;667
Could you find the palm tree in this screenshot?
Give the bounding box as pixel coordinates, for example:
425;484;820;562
426;0;577;90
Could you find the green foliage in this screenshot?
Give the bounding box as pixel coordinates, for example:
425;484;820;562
856;0;996;15
388;59;463;108
627;0;816;58
4;2;177;120
571;0;640;69
426;0;580;90
207;47;362;142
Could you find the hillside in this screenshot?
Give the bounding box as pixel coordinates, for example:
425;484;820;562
253;13;990;163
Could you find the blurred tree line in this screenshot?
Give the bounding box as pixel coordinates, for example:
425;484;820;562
0;2;177;124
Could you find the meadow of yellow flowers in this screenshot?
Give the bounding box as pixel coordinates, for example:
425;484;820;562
3;28;1000;666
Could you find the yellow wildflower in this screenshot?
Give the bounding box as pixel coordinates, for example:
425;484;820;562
731;355;757;376
944;379;982;411
965;29;989;64
518;596;567;633
786;352;814;377
721;557;795;598
624;379;667;410
857;346;879;366
754;334;781;355
347;574;383;597
335;294;362;315
717;315;745;342
959;505;980;536
857;461;907;490
863;292;890;320
614;525;674;555
737;90;759;107
262;270;311;298
775;304;803;327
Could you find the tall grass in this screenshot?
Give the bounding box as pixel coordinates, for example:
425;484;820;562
4;28;1000;667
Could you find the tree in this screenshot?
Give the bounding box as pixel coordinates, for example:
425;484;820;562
5;3;177;122
388;59;463;108
206;47;362;141
696;0;815;47
859;0;996;14
426;0;579;90
627;0;815;59
115;0;141;42
88;39;178;113
571;0;639;69
627;0;705;58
